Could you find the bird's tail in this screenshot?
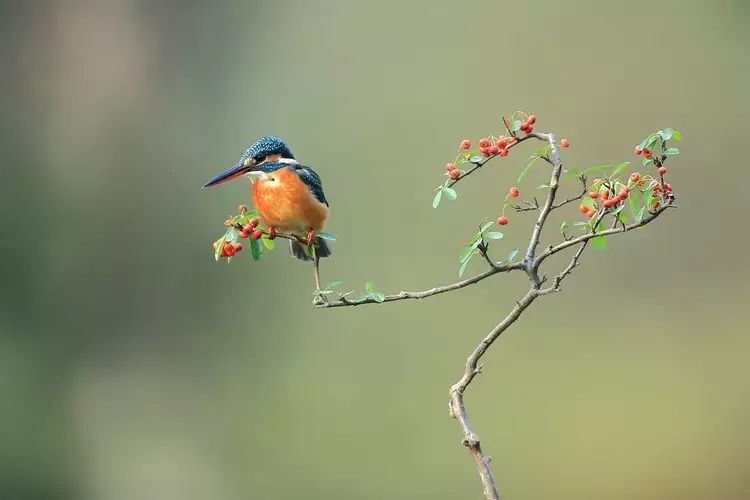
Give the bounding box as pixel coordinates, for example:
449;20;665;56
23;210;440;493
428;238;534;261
289;237;331;261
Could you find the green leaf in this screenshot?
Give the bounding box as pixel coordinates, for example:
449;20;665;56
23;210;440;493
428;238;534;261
637;132;660;151
432;189;443;208
664;147;679;156
642;158;654;167
560;221;569;234
507;249;519;262
566;167;580;176
610;161;630;178
261;236;275;250
364;281;374;294
317;231;337;241
484;231;503;240
370;292;385;303
537;183;549;190
480;221;495;234
250;238;263;260
443;187;458;200
510;120;522;132
671;130;682;141
582;197;596;210
469;155;484;164
660;128;674;141
459;251;476;277
323;281;342;291
518;155;540;183
459;245;475;264
591;235;607;251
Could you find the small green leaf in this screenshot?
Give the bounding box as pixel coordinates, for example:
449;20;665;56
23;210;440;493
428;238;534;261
660;128;674;141
459;245;475;264
484;231;503;240
371;292;385;303
642;158;654;167
664;147;679;156
591;235;607;250
507;249;519;262
432;189;443;208
469;155;484;164
317;231;337;241
443;187;458;200
365;281;374;293
323;281;342;290
560;221;569;234
610;161;630;178
671;130;682;141
250;238;263;260
510;120;522;132
480;221;494;234
537;183;549;190
261;236;275;250
582;197;596;210
518;156;540;183
566;167;580;176
459;251;476;277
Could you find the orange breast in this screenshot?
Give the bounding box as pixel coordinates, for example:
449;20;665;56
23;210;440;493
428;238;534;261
251;168;328;233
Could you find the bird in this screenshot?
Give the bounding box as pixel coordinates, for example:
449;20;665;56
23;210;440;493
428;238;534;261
203;136;331;290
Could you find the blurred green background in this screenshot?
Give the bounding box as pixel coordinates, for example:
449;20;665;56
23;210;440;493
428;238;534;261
2;1;749;499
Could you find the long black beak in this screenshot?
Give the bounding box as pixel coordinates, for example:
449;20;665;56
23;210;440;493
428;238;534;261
202;159;254;188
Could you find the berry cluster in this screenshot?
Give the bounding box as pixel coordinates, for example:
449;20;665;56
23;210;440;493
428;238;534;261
215;240;243;257
519;114;536;134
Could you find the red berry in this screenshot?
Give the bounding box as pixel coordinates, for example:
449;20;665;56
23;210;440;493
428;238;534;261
249;217;259;228
238;204;248;214
600;189;610;200
480;147;490;156
630;172;640;183
618;187;629;199
496;137;508;148
497;216;509;225
233;242;243;252
664;183;672;192
643;148;652;158
507;137;517;145
239;230;250;239
489;145;499;155
445;162;456;171
499;148;508;157
634;147;643;156
657;166;667;175
520;122;530;133
527;114;536;125
242;224;253;234
602;198;616;208
589;191;599;199
478;138;490;148
268;227;277;240
560;138;570;148
585;208;595;218
449;169;461;179
509;186;520;198
223;241;235;256
525;125;534;134
460;139;471;150
579;203;588;214
250;230;262;240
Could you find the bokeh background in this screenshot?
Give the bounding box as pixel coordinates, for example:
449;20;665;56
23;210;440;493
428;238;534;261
2;1;749;499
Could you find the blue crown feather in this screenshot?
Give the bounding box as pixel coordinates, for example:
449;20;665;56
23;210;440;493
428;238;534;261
240;136;295;162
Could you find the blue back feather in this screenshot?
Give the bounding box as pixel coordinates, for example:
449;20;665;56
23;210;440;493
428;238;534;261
259;162;329;207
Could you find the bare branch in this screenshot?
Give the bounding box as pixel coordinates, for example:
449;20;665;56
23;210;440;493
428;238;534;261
316;262;524;309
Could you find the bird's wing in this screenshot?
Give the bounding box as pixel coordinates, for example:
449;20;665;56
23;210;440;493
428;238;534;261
291;164;329;207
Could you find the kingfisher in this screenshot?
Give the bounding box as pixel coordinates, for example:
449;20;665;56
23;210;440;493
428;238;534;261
203;136;331;289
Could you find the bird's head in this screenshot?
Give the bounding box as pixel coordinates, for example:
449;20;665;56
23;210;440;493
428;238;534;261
203;136;296;188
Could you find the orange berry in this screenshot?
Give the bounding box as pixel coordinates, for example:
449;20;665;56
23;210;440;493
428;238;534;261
589;191;599;199
630;172;640;183
460;139;471;150
585;208;595;218
509;186;520;198
618;187;629;199
497;216;509;225
657;166;667;175
479;138;490;148
445;162;456;171
560;138;570;148
449;169;461;179
601;189;610;200
579;203;588;214
250;230;262;240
